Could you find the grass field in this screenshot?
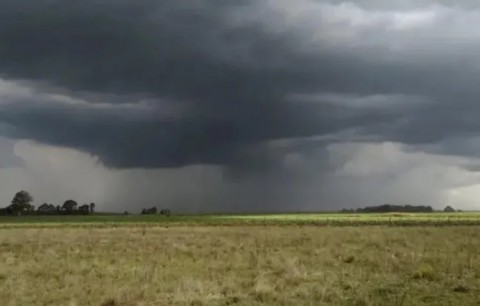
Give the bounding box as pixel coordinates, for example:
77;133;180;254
1;212;480;227
1;225;480;305
2;213;480;305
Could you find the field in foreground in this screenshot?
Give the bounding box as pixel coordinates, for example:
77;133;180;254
1;226;480;305
2;212;480;227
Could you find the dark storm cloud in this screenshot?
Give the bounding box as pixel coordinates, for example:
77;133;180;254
1;0;480;169
0;0;340;168
0;88;398;167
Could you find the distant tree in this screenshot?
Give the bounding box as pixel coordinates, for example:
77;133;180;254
444;205;456;213
141;207;157;214
62;200;78;213
89;203;95;213
123;211;129;215
160;209;171;217
356;204;434;213
38;203;56;214
78;204;90;214
10;191;33;214
38;203;48;211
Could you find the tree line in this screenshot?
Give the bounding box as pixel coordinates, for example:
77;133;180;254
140;206;171;216
341;204;460;213
1;190;173;217
0;191;95;216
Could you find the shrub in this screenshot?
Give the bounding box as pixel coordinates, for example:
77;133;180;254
101;298;119;306
343;255;355;263
412;264;436;281
453;285;470;293
444;206;456;212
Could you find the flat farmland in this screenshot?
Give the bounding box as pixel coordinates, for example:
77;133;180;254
1;225;480;305
1;212;480;227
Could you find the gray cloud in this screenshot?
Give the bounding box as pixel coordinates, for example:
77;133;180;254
1;0;480;210
0;137;23;167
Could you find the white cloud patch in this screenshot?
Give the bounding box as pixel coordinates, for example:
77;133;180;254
288;92;430;109
255;1;480;64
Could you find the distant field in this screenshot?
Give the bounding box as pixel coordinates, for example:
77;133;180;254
1;212;480;227
1;226;480;305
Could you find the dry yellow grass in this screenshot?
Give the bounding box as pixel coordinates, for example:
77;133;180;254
0;226;480;305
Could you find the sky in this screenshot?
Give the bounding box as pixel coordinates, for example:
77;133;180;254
1;0;480;212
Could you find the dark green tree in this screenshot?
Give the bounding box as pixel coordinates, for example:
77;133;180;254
89;202;95;213
62;200;78;212
10;191;33;213
160;209;171;217
444;205;456;212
